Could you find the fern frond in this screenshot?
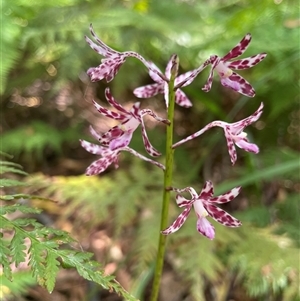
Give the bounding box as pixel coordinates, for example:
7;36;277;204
44;250;60;293
0;178;28;188
10;231;27;267
0;160;28;176
0;204;41;215
229;226;300;300
28;240;47;287
1;153;138;300
1;209;138;299
0;238;13;281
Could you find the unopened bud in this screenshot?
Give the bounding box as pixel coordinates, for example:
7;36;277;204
170;54;179;78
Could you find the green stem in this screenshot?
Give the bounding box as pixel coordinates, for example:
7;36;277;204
150;55;178;301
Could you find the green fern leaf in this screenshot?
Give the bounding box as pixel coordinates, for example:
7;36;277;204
0;166;28;176
44;250;60;293
59;250;138;300
28;240;46;287
10;231;27;267
0;193;54;202
0;178;28;188
0;238;13;281
0;204;41;215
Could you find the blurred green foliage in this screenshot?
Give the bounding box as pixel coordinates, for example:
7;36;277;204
1;0;299;300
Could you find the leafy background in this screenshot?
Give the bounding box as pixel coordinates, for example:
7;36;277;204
1;0;299;300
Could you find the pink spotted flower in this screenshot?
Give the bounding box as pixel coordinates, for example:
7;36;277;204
80;129;165;175
134;57;211;108
173;103;264;165
92;88;169;157
162;181;242;239
85;24;165;83
203;34;267;97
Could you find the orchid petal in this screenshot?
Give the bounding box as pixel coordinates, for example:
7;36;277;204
235;139;259;153
205;204;242;228
176;194;192;207
99;126;124;146
85;155;117;175
92;99;127;121
165;57;173;79
161;206;192;235
133;83;164;99
88;24;122;56
104;88;130;115
109;131;133;150
89;125;102;141
222;33;252;61
230;102;264;134
148;61;164;82
80;140;107;155
222;72;255;97
164;81;169;108
224;126;237;165
175;89;193;108
196;217;215;239
209;187;241;204
199;181;214;198
202;57;220;92
139;116;161;157
227;53;267;70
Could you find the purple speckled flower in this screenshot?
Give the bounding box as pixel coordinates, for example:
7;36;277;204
80;139;165;176
173;103;264;165
85;24;165;83
92;88;169;157
161;181;241;239
134;56;211;108
203;34;267;97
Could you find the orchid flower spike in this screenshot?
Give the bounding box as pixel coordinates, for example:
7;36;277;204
162;181;242;239
85;24;166;83
173;102;264;165
202;34;267;97
134;55;211;108
92;88;169;157
80;138;165;175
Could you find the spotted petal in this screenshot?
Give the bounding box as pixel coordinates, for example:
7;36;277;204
222;33;252;61
202;56;220;92
92;99;127;121
87;24;122;57
209;187;241;204
85;155;118;175
176;194;192;207
223;126;237;165
105;88;130;115
80;140;107;155
133;83;164;99
148;61;164;83
230;102;264;135
199;181;214;198
175;89;192;108
161;206;192;235
138;115;161;157
227;53;267;70
205;204;242;227
98;126;125;147
221;71;255;97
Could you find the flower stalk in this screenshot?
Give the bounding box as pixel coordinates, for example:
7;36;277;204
150;54;178;301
